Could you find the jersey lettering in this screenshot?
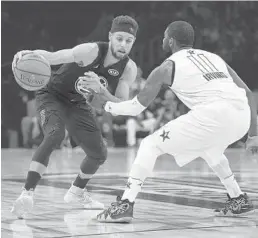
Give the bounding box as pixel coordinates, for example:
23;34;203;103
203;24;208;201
75;73;108;96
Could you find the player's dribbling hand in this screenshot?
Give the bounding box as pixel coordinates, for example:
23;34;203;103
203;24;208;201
246;135;258;155
12;50;33;72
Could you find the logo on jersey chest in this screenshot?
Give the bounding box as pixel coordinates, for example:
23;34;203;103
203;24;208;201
98;76;108;88
75;78;90;95
74;74;108;96
108;69;119;76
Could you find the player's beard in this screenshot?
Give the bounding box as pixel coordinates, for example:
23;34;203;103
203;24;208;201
162;42;171;54
110;44;126;60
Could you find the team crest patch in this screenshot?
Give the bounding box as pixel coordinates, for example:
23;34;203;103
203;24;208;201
108;69;119;76
99;76;108;88
75;78;89;95
75;75;108;95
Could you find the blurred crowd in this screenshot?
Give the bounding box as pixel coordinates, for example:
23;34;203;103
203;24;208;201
2;1;258;148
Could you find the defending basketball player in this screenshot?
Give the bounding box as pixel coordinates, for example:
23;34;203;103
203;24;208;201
11;15;138;219
88;21;258;222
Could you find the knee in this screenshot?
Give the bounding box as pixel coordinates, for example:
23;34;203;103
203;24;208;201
90;144;107;165
44;126;65;148
98;145;107;165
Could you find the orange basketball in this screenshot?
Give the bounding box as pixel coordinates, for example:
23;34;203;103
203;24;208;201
13;52;51;91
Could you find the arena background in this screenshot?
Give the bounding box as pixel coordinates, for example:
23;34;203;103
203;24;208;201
2;1;258;148
1;2;258;238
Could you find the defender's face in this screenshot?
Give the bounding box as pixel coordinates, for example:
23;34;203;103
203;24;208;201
109;32;135;59
162;29;171;53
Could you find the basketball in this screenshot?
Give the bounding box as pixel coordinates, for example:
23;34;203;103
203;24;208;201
13;52;51;91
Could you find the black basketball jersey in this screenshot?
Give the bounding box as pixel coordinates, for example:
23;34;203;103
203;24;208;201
39;42;129;103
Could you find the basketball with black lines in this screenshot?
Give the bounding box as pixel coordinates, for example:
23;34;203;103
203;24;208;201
13;52;51;91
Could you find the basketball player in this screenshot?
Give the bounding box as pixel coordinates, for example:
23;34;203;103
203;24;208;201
11;15;138;219
91;21;258;222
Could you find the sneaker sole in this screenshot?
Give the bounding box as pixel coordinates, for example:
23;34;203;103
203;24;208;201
11;205;26;219
64;196;104;210
11;197;34;220
11;207;25;219
83;207;105;210
97;217;133;223
215;208;256;217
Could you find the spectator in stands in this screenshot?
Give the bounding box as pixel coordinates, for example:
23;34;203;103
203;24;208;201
2;74;27;148
20;92;44;148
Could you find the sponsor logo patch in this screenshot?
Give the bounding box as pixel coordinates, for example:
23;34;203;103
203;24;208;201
108;69;119;76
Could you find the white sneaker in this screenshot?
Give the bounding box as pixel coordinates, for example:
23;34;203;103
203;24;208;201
64;184;104;210
11;188;34;219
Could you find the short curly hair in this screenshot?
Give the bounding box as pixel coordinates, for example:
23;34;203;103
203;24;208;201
167;21;194;47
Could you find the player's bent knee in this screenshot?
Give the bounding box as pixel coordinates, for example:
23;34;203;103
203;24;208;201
133;134;162;173
98;146;107;165
87;145;107;166
45;126;66;148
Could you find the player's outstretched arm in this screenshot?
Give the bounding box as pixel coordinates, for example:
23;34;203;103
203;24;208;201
12;43;98;67
34;43;98;65
104;60;174;116
226;64;257;137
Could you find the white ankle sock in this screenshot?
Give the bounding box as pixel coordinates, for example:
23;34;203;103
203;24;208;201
208;155;243;198
71;184;84;194
121;136;163;203
221;174;243;198
121;177;143;202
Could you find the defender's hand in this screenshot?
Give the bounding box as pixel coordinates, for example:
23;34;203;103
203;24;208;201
246;135;258;155
87;89;107;110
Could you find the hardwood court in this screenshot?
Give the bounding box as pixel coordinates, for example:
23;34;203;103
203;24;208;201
1;147;258;238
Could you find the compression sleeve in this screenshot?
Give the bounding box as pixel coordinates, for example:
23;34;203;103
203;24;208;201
104;96;146;116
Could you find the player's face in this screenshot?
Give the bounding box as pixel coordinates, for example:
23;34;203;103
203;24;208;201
109;32;135;59
162;29;171;53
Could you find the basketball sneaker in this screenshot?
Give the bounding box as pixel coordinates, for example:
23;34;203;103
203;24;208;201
96;197;134;223
64;184;104;209
11;188;34;219
215;193;255;216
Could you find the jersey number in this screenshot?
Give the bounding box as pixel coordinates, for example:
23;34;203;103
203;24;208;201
187;52;228;81
187;53;218;73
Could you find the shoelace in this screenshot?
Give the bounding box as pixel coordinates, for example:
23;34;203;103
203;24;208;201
110;196;122;207
108;203;129;216
223;196;245;212
80;191;93;203
22;188;34;197
110;201;121;207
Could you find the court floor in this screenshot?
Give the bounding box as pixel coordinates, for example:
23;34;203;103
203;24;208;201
1;147;258;238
